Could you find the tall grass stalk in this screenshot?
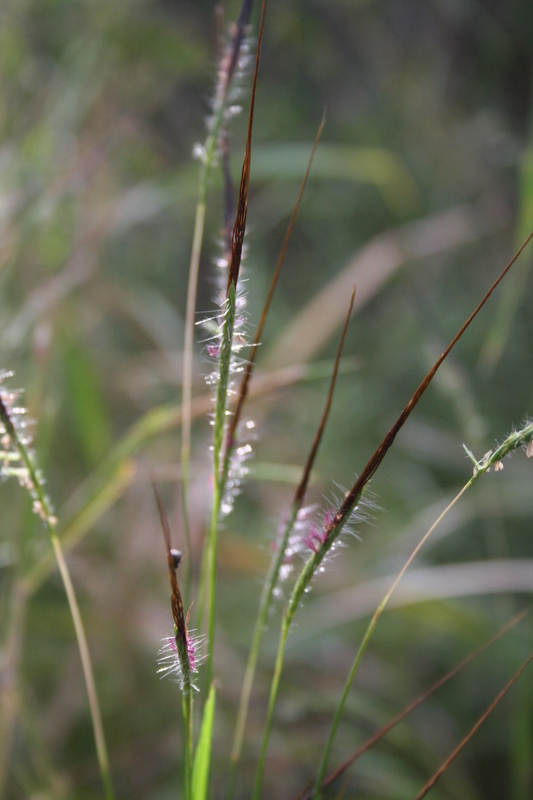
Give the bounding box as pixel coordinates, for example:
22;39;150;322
223;112;326;476
414;652;533;800
203;0;267;690
311;419;533;797
295;610;527;799
252;233;533;799
0;390;115;800
229;286;354;792
205;283;237;687
154;483;194;798
181;0;254;598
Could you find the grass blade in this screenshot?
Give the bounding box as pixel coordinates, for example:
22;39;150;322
414;653;533;800
225;112;327;456
191;683;217;800
309;419;533;798
0;389;115;800
181;0;255;596
229;287;355;793
253;232;533;800
295;610;528;800
204;0;267;690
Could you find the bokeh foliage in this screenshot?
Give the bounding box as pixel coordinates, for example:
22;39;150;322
0;1;532;798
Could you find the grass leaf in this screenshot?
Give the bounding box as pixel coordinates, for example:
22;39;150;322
191;683;216;800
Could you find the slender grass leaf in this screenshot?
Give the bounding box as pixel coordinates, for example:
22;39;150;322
191;683;216;800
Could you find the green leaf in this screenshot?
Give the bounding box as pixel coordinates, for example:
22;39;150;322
64;341;112;468
191;683;216;800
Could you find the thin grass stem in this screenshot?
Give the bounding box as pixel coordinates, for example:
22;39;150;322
294;610;528;800
229;287;355;793
252;234;532;800
0;582;28;800
311;419;533;798
205;285;237;688
153;482;195;799
203;0;267;690
311;483;471;799
252;613;290;800
51;535;115;800
414;652;533;800
228;503;297;800
0;396;115;800
181;0;254;598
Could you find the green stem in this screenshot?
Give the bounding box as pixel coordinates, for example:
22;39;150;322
52;535;115;800
205;478;221;689
252;613;291;800
252;557;327;799
311;484;471;798
181;197;206;601
204;283;238;688
252;492;363;800
0;400;115;800
182;672;193;799
180;25;244;592
229;505;298;787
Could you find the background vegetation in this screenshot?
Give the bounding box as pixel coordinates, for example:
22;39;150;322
0;0;532;798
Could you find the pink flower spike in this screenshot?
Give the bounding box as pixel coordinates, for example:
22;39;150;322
187;636;196;672
302;524;328;554
323;508;336;528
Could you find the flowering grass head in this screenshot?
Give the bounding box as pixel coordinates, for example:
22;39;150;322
153;481;202;695
0;371;57;527
158;625;206;691
464;418;533;479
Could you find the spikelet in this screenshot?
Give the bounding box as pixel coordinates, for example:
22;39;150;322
0;370;57;527
157;624;206;691
192;0;254;168
464;418;533;477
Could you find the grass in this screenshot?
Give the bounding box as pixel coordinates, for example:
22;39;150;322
1;2;533;799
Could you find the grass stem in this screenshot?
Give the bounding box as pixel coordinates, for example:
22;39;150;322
414;652;533;800
52;535;115;800
180;0;255;598
0;395;115;800
311;418;533;797
312;484;470;798
229;288;355;792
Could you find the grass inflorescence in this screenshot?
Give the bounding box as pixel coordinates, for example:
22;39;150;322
0;372;115;800
2;3;533;800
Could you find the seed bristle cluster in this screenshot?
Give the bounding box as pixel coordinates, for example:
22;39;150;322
203;242;255;516
0;371;57;526
273;491;376;594
193;4;253;168
157;628;206;691
464;418;533;478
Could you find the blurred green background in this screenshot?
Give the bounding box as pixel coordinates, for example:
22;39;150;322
0;0;533;798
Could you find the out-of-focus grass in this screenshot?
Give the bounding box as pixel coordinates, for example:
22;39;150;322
0;1;532;799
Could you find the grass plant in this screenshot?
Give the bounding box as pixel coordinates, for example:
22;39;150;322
1;2;533;800
0;377;114;800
